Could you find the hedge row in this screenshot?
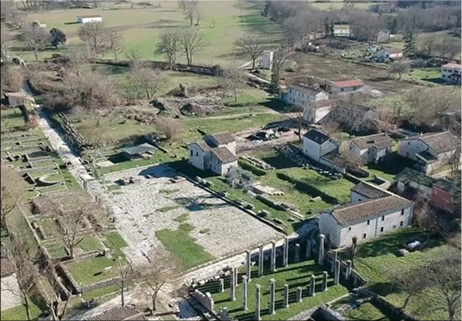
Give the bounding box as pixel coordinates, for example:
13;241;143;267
276;172;339;204
238;159;266;176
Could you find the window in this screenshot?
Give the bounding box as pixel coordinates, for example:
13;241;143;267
400;221;403;226
381;216;385;221
367;220;370;225
380;227;384;232
348;227;351;231
190;150;193;156
408;142;410;145
393;225;396;229
358;199;362;202
195;152;198;156
401;209;404;215
363;233;367;239
341;88;344;92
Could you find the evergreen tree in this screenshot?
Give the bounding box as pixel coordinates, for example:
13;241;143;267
403;29;417;57
50;28;66;48
387;16;398;34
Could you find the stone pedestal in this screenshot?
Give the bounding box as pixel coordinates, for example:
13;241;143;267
334;259;340;285
283;237;289;267
271;240;277;272
331;251;338;272
296;287;303;302
322;271;328;292
294;243;300;263
218;278;224;293
229;268;236;301
346;260;352;280
258;245;264;277
318;234;325;265
269;279;276;314
255;284;261;321
306;239;312;259
242;275;248;310
310;274;316;297
245;250;251;282
283;284;289;308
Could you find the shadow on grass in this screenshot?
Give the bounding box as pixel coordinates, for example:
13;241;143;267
260;98;291;114
366;155;415;178
167;159;217;179
258;151;298;170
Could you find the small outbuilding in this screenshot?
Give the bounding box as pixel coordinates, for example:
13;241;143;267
121;143;156;160
77;15;103;24
3;92;35;108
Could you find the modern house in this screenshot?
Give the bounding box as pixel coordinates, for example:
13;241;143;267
189;132;237;175
347;133;394;164
319;187;414;248
282;84;330;123
375;47;403;62
121;143;156;160
3;92;35;108
441;63;461;84
77;15;103;24
325;79;365;95
395;168;457;213
87;306;146;321
397;131;460;174
333;23;351;37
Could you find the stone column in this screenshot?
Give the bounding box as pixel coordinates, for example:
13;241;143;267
220;308;229;321
271;240;277;272
331;251;338;273
283;284;290;308
242;275;248;310
283;237;289;267
234;268;238;286
218;278;224;293
255;284;261;321
310;274;316;297
245;250;251;282
346;260;352;280
269;279;276;314
258;244;264;277
294;243;300;263
318;234;325;266
296;287;303;302
322;271;328;292
334;259;340;285
229;268;236;301
306;239;312;259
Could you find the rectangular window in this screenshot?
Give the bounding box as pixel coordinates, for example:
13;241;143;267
381;216;385;221
408;142;410;145
195;152;198;156
401;209;404;215
363;233;367;239
190;150;193;156
367;220;370;225
380;227;384;232
348;227;351;231
400;221;403;226
393;225;396;229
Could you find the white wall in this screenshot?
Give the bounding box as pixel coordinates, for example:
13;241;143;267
78;17;102;24
319;213;342;248
330;86;361;95
320;138;339;157
283;87;328;108
189;144;206;170
398;139;437;160
441;66;461;82
303;138;321;161
262;51;273;70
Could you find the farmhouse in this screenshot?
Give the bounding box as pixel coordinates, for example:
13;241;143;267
347;133;394;164
375;47;403;62
3;92;34;107
325;79;365;94
120;143;156;160
189;132;237;175
333;22;351;37
77;15;103;24
86;306;146;320
395;167;457;213
282;83;330;123
321;103;380;133
302;129;339;162
397;131;460;174
319;190;414;248
441;62;461;84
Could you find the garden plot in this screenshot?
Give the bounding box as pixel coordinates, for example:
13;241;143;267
94;165;283;269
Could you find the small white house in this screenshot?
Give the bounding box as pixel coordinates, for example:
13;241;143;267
77;15;102;24
441;63;461;84
375;47;403;62
282;84;330;123
261;51;274;70
325;79;365;95
333;23;351;37
319;194;414;248
397;131;460;174
302;129;339;162
347;133;394;164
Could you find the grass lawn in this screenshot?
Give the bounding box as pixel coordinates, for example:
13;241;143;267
66;256;121;286
0;299;43;321
102;231;128;259
365;155;416;183
403;67;442;85
155;223;215;270
346;302;389;321
201;258;349;321
346;227;458;320
1;109;26;132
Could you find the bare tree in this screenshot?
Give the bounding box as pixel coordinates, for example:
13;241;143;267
178;28;203;65
390;61;410;80
288;103;305;141
270;47;292;93
1;65;25;93
155;117;184;142
389;265;430;310
234;35;266;70
155;30;181;69
1;164;25;236
22;24;50;61
194;5;205;26
446;42;460;62
124;47;143;66
6;233;38;321
1;28;13;57
140;248;178;311
184;3;195;26
112;257;134;307
78;22;109;58
107;28;122;60
219;65;246;103
422;35;436;56
321;120;340;136
127;65;165;100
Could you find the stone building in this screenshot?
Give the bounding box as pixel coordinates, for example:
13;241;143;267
189;132;237;176
320;183;414;248
325;79;365;95
302;129;339;162
375;47;403;62
397;131;460;174
347;133;394;164
321;104;379;133
282;84;330;124
3;92;35;108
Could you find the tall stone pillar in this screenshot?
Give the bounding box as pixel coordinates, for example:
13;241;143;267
331;251;338;272
309;274;316;297
271;240;277;272
218;278;224;293
283;237;289;267
269;279;276;314
245;250;251;282
296;287;303;302
334;259;340;285
346;260;352;280
294;243;300;263
255;284;261;321
306;239;312;259
258;244;264;277
229;268;236;301
322;271;328;292
234;268;238;286
242;275;248;310
318;234;325;265
283;284;290;308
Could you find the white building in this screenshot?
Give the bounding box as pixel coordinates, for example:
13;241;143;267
261;50;273;70
333;23;351;37
188;132;237;176
319;185;414;248
397;131;460;174
375;47;403;62
77;15;103;24
347;133;394;164
325;79;365;95
441;63;461;84
282;84;330;123
302;129;339;162
350;181;390;203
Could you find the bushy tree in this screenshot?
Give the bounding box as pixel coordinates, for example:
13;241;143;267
50;28;66;48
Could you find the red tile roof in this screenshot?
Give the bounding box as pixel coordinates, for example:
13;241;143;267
332;79;365;88
443;63;462;70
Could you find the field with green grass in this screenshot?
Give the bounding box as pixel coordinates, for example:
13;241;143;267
0;298;44;321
